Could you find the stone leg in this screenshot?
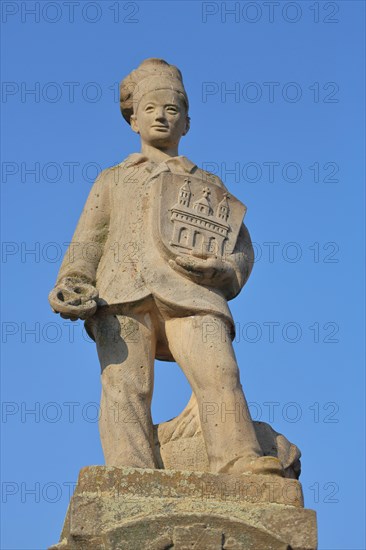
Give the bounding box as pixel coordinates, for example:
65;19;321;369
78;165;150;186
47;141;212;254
92;313;158;468
165;314;263;474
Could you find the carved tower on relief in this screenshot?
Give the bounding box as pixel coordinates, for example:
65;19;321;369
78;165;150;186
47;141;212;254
169;178;231;257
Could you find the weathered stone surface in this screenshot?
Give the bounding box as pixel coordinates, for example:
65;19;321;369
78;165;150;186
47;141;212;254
49;466;317;550
154;394;301;478
48;58;292;477
48;58;317;549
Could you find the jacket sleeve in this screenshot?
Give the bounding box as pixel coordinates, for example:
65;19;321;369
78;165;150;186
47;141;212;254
224;222;254;299
56;169;111;286
206;173;254;300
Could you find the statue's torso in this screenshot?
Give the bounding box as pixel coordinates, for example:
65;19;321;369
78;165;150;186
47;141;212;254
96;154;236;323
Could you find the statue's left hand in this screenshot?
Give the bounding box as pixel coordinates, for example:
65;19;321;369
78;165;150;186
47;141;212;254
169;255;234;285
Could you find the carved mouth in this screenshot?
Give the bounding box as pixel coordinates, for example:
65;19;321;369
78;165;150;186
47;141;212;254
151;126;169;131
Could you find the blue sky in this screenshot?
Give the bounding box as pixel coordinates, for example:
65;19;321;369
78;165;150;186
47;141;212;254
1;1;365;548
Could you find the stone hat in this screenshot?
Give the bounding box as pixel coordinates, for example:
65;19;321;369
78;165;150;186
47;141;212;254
120;58;189;124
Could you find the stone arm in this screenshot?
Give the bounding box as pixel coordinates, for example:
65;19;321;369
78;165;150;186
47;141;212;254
212;174;255;298
56;169;111;286
170;222;254;301
223;222;254;299
48;170;111;320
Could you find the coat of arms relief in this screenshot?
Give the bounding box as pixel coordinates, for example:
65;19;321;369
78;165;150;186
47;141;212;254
169;177;231;258
156;172;246;262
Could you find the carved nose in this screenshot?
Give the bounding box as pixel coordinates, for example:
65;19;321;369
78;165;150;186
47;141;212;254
154;110;165;121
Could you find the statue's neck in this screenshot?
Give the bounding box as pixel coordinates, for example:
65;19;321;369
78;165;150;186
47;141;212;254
140;143;179;165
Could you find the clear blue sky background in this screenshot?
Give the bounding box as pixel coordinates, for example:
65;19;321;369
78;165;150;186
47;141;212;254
1;1;365;549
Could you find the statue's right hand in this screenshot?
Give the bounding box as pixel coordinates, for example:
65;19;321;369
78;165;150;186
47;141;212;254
48;277;99;321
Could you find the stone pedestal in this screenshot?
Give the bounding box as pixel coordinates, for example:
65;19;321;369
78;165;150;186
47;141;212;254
49;466;317;550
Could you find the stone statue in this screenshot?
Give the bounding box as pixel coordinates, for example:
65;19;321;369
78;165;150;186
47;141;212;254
49;58;291;477
48;59;317;550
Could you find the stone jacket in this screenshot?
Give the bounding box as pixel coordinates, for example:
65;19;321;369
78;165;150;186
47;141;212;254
57;154;254;328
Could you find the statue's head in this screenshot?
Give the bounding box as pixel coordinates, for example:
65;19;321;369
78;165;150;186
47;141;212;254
120;59;190;150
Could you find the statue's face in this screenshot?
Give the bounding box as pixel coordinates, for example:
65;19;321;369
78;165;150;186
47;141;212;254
130;89;189;149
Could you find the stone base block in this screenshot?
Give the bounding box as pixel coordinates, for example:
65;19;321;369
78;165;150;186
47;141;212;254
49;466;317;550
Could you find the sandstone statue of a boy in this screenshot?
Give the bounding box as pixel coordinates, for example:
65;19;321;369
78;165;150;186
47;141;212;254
49;58;283;477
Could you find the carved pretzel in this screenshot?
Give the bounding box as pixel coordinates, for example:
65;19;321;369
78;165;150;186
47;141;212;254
48;277;98;320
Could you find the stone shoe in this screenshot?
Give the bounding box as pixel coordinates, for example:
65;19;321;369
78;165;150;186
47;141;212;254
242;456;285;477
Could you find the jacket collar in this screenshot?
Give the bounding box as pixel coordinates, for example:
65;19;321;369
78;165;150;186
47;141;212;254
125;153;196;175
